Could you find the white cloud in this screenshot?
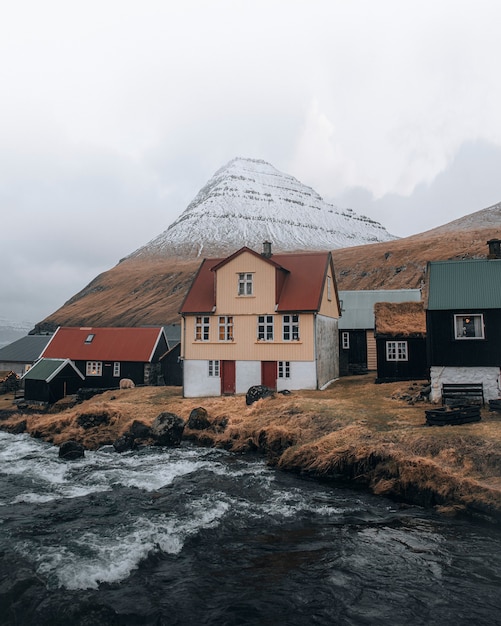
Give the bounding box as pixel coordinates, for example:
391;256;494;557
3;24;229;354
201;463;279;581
2;1;501;322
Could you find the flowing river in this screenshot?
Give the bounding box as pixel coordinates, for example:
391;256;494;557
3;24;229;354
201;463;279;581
1;430;501;625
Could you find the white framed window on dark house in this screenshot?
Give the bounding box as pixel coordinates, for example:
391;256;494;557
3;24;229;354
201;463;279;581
342;331;349;349
113;362;120;377
454;314;484;339
86;361;102;376
386;341;408;361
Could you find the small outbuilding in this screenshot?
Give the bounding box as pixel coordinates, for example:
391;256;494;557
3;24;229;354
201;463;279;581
374;301;428;383
22;358;85;404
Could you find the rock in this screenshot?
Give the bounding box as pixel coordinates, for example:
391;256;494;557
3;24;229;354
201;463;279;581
187;407;211;430
245;385;275;406
6;419;27;434
112;434;135;453
151;412;185;446
58;440;85;460
76;410;111;429
129;420;151;439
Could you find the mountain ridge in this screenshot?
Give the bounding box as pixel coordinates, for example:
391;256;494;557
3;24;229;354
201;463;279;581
30;157;501;332
127;157;395;259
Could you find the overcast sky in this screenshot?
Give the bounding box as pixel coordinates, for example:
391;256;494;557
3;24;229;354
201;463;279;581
2;1;501;325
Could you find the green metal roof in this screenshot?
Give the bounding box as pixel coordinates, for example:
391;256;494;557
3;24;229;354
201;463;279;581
427;259;501;310
23;358;84;382
338;289;421;329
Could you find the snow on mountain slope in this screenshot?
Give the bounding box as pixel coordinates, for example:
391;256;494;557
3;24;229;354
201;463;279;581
129;158;396;259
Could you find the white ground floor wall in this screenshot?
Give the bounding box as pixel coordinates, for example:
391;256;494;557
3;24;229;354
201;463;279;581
183;359;317;398
430;366;501;403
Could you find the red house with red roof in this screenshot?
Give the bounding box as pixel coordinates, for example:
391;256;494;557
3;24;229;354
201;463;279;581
41;326;170;388
180;243;341;397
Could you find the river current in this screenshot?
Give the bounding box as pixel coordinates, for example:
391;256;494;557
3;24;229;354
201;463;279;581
1;431;501;625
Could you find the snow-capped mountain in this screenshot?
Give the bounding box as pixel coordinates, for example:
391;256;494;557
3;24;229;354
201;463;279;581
129;158;395;259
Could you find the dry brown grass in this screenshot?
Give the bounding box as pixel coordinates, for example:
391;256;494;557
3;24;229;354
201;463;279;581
1;374;501;519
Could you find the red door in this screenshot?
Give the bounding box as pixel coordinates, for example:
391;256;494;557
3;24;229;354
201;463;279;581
261;361;277;390
221;360;236;395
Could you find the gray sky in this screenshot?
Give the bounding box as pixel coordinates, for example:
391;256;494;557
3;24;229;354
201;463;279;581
2;1;501;325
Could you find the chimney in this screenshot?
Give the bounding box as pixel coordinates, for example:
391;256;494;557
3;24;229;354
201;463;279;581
262;241;272;258
487;239;501;259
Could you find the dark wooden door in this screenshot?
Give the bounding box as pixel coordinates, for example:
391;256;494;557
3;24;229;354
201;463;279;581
221;360;236;395
261;361;277;390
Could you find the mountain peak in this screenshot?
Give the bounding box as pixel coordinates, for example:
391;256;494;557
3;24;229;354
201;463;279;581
128;157;396;259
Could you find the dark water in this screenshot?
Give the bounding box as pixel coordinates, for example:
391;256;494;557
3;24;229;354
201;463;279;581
1;432;501;625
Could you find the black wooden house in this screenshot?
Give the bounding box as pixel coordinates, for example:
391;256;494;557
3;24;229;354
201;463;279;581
426;241;501;403
374;301;428;383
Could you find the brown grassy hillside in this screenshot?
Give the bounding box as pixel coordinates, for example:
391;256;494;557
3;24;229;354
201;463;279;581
36;225;499;331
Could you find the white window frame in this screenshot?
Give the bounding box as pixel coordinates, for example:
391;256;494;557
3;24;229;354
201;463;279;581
327;275;332;301
113;362;120;377
257;315;274;341
238;272;253;296
278;361;290;378
386;341;408;362
282;314;299;341
195;316;210;341
218;316;234;341
208;360;220;377
342;331;350;349
86;361;102;376
454;314;485;340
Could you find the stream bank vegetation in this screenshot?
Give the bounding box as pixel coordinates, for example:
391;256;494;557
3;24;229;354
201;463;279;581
1;374;501;522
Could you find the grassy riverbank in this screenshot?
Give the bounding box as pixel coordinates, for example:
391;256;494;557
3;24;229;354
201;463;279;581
1;374;501;521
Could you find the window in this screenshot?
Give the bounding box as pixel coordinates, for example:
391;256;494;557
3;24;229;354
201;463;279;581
386;341;408;361
86;361;102;376
208;360;220;377
327;275;332;301
278;361;290;378
283;314;299;341
342;331;350;349
85;333;95;344
218;316;234;341
195;316;210;341
238;273;253;296
454;314;484;339
258;315;274;341
113;362;120;377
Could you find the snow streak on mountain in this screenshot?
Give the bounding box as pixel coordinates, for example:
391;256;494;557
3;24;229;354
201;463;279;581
130;158;396;259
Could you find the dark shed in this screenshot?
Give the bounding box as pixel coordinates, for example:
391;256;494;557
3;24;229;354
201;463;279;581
22;358;85;404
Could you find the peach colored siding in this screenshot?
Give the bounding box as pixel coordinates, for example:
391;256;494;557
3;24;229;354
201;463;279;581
183;313;315;361
318;265;340;318
215;251;278;315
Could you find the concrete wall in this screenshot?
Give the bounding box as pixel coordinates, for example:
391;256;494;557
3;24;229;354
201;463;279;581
430;366;501;403
183;360;221;397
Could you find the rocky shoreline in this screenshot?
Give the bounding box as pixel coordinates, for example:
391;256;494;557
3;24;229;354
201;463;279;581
1;376;501;523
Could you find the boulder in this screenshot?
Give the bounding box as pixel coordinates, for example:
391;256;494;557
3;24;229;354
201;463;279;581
58;440;85;460
245;385;275;406
151;412;185;446
112;433;135;453
129;420;151;439
187;407;211;430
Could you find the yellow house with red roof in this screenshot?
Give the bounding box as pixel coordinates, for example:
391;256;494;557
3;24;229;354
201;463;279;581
180;243;341;397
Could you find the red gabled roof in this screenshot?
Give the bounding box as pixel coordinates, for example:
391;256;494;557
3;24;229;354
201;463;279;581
272;252;331;312
41;327;165;362
180;248;334;314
